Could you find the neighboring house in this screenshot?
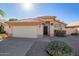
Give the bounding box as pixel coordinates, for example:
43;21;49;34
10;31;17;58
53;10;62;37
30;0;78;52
66;22;79;35
5;16;66;38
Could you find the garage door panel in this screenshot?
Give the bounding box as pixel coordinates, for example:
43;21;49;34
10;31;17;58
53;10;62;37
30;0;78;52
12;26;37;38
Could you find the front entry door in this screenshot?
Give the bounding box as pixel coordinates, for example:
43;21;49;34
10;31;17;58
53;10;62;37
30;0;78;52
43;26;48;35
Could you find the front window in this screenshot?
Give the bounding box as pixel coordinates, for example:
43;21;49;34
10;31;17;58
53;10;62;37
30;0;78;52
54;23;62;30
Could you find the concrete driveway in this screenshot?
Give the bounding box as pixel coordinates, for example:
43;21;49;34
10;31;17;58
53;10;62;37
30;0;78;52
0;36;79;56
0;37;36;56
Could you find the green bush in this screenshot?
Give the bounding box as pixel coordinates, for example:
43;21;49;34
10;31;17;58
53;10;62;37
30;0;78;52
71;33;79;36
54;30;66;37
47;40;75;56
0;30;6;34
0;25;6;34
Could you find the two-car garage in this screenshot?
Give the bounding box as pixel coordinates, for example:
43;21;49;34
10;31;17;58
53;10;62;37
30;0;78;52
5;21;43;38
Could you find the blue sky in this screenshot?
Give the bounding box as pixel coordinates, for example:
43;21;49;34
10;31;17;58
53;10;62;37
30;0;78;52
0;3;79;24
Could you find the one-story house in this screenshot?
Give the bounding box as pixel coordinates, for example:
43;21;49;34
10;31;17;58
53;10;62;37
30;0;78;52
5;16;66;38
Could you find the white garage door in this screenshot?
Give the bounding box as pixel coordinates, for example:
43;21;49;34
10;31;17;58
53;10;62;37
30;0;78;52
12;26;38;38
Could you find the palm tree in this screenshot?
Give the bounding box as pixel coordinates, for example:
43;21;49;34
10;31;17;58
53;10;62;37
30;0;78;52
0;9;6;21
0;9;5;17
0;9;6;34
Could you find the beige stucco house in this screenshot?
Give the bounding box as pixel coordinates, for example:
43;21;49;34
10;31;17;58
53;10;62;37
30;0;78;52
4;16;66;38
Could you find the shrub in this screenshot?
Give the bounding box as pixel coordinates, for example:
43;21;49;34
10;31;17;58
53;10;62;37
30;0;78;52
47;40;75;56
54;30;66;37
71;33;79;36
0;30;6;34
0;25;6;34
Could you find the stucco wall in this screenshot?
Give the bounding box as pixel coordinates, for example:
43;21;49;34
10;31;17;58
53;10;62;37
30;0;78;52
37;25;43;38
50;24;54;37
61;23;66;30
4;25;12;35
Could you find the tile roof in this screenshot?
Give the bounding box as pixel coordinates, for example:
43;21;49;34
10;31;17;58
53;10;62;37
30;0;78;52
5;21;43;26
